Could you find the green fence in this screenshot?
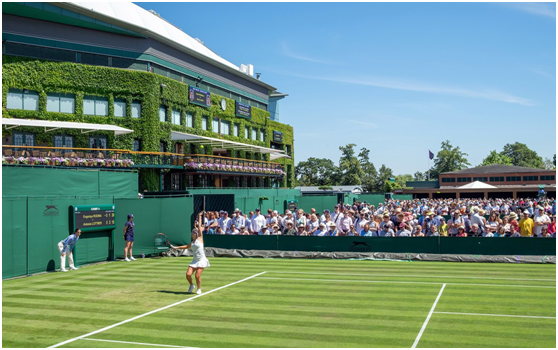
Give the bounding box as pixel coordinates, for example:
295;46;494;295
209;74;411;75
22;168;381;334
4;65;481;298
355;194;386;207
2;167;138;197
188;188;300;213
203;235;556;256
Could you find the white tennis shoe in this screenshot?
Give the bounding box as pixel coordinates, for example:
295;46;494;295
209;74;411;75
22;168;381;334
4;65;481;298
124;258;131;262
130;257;137;261
60;268;68;272
196;289;202;295
70;266;78;270
188;285;195;293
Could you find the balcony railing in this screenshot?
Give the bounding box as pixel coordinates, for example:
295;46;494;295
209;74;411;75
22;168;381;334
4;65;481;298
182;154;285;177
2;146;285;176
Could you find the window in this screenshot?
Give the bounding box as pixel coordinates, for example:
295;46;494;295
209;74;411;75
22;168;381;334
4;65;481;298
47;93;75;113
212;118;220;133
245;126;249;139
441;178;456;183
221;120;230;135
260;130;265;142
457;177;471;183
489;176;504;182
54;135;74;151
186;113;193;128
13;132;35;146
234;124;239;137
115;99;126;117
541;175;555;181
89;136;107;149
133;139;141;151
172;109;181;125
506;176;521;182
523;176;539;181
251;128;257;140
286;145;292;156
159;106;166;122
83;95;108;116
7;89;39;111
473;177;488;182
160;141;167;153
202;116;208;130
131;101;141;118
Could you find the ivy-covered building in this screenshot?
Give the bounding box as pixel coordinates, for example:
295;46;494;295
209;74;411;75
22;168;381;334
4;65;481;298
2;2;294;191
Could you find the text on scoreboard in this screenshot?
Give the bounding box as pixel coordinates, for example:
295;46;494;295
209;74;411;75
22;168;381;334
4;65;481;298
72;204;116;232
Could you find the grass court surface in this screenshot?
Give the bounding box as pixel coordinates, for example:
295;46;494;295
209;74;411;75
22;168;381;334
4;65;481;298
2;257;556;348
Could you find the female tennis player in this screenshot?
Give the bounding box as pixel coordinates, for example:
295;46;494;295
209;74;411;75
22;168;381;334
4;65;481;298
170;211;210;295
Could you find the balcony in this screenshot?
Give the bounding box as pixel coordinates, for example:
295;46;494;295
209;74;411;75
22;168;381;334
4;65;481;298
181;154;285;177
2;146;285;176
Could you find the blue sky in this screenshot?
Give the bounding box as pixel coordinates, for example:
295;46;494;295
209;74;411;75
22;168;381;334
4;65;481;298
136;2;556;175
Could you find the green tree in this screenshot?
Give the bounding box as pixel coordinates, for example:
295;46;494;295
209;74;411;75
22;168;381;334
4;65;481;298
358;147;378;192
376;164;394;192
338;143;364;185
413;171;425;181
295;158;339;186
543;157;556;170
479;150;512;166
501;142;544;169
429;140;470;179
395;174;413;189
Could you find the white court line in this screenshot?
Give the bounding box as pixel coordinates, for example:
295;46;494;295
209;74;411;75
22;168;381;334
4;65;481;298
48;271;267;348
255;276;556;288
412;284;446;348
83;338;194;348
433;311;556;319
267;270;556;282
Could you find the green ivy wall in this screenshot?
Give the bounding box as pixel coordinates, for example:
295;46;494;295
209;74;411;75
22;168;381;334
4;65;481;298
1;55;295;187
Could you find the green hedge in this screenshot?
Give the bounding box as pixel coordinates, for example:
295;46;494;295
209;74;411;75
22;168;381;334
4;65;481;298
2;56;295;186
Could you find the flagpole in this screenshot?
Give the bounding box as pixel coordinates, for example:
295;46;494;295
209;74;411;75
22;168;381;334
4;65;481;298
428;158;430;181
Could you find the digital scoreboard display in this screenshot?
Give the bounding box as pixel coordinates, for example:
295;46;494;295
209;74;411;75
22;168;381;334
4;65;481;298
189;86;211;108
72;204;116;232
235;101;252;119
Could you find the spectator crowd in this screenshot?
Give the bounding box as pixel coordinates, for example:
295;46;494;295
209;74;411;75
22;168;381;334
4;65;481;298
200;197;556;238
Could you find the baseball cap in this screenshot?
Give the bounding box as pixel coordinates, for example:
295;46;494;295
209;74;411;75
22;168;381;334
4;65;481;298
255;208;260;211
127;214;134;219
323;209;330;214
223;211;228;215
234;208;240;212
319;223;326;227
523;210;530;214
298;224;305;228
285;210;292;215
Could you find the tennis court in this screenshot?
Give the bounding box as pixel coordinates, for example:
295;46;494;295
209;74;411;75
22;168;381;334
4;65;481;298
2;257;556;348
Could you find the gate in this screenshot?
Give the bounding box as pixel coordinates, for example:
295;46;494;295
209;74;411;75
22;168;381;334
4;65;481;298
192;194;235;228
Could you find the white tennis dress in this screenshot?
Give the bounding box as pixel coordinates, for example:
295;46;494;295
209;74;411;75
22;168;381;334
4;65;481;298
189;240;210;268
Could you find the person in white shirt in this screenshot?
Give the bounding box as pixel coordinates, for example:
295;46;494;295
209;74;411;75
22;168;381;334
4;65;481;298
271;225;281;235
282;210;294;230
232;209;246;230
228;224;239;235
295;209;307;228
266;211;278;229
320;209;330;224
218;211;232;233
331;205;343;226
314;223;327;236
353;210;369;234
251;208;266;235
306;214;320;235
534;207;551;237
261;226;270;235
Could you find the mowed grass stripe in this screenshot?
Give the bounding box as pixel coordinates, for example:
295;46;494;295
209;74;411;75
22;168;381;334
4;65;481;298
417;313;556;348
3;257;556;348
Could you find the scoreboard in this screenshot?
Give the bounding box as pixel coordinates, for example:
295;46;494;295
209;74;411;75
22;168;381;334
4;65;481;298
72;204;116;232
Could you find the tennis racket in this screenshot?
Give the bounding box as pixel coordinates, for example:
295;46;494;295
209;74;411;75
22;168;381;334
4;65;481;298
154;233;171;249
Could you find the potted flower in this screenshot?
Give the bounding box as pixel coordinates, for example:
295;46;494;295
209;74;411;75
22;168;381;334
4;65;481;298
98;159;106;167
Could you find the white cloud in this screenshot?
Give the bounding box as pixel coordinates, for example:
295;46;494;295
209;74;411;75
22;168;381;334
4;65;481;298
282;71;534;106
504;3;556;19
280;42;335;65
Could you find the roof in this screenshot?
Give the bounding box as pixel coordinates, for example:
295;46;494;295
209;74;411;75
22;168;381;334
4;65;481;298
457;181;497;189
442;164;553;175
1;118;133;136
296;186;363;194
170;131;286;155
56;2;277;91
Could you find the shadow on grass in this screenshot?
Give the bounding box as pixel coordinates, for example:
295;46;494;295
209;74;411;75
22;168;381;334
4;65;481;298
156;290;192;295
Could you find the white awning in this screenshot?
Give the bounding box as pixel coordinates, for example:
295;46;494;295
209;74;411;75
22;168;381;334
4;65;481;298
171;131;286;155
270;152;291;161
1;118;134;136
458;181;498;189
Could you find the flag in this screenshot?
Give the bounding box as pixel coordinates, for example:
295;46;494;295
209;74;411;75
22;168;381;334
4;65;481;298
429;150;434;160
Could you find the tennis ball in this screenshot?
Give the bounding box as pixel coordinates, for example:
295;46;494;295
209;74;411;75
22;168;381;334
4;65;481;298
200;145;204;148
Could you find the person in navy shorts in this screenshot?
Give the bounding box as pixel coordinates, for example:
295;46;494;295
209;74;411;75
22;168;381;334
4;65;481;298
123;214;136;262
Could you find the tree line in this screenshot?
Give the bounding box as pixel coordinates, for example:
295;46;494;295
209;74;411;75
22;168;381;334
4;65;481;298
295;141;555;192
